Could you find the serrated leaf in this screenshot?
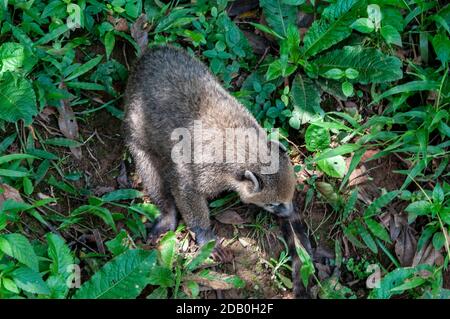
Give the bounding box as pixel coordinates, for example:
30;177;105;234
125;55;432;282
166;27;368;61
303;0;363;57
73;249;157;299
313;46;403;84
0;233;39;271
0;72;37;125
259;0;298;38
12;266;50;295
47;233;74;277
290;74;323;125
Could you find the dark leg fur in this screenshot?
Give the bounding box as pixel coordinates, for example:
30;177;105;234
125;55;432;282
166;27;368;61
129;146;178;239
279;211;314;299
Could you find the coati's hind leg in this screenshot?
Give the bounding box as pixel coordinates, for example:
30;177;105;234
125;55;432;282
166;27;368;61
129;146;177;239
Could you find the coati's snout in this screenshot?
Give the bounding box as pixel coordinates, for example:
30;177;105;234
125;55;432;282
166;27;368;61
237;150;296;217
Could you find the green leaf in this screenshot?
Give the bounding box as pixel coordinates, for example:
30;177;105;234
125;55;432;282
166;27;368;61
405;200;432;217
148;266;175;288
104;32;115;60
146;287;168;299
305;125;330;152
381;25;402;47
259;0;298;38
43;138;82;148
101;189;143;202
73;249;157;299
317;154;346;178
303;0;363;57
159;231;177;269
432;33;450;63
322;68;344;80
432;232;445;250
65;55;103;82
47;233;74;277
0;233;39;271
0;72;37;125
367;4;382;29
0;42;25;74
0;169;29;177
342;81;353;97
105;230;131;256
0;153;37;165
374;80;439;103
12;266;50;295
365;218;391;242
314;144;361;161
72;205;117;232
313;46;403;84
345;68;359;79
390;277;426;292
186;240;215;271
351;18;374;33
364;191;399;218
290;74;323;125
2;277;19;293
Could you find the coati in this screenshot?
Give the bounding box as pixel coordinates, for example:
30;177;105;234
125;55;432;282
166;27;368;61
124;45;312;297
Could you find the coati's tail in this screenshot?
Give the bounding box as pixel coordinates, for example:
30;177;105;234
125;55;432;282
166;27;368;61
278;208;314;299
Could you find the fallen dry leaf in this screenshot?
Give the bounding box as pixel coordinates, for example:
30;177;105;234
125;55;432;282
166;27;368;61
108;15;128;32
185;271;239;291
131;14;149;56
395;225;417;266
412;241;444;267
0;184;23;206
215;210;245;225
58;83;81;159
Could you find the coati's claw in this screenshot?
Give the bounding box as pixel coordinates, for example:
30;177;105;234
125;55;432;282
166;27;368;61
211;245;233;263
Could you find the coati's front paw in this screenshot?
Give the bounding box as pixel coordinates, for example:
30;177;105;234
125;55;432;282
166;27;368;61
147;215;177;244
191;227;232;263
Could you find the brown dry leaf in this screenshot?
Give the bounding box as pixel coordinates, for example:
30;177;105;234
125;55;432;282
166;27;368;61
185;271;238;290
117;161;130;189
215;210;245;225
395;225;417;266
58;83;81;159
412;241;444;267
131;14;149;56
107;15;128;32
39;107;57;123
0;184;23;205
242;31;268;55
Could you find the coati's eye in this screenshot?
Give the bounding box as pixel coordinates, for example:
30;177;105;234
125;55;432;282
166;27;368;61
266;203;280;209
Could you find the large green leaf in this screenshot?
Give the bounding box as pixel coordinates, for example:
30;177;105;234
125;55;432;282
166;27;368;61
0;72;37;125
73;249;157;299
290;74;323;125
12;266;50;295
313;46;403;84
46;233;75;298
0;233;39;271
303;0;364;58
259;0;298;38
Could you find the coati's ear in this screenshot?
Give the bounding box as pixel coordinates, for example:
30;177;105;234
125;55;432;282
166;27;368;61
270;140;287;152
244;170;261;192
